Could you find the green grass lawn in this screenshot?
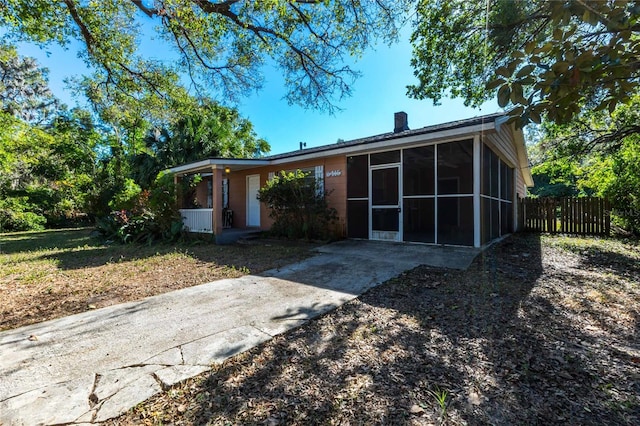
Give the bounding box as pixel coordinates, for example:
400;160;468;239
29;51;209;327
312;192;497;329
0;228;317;331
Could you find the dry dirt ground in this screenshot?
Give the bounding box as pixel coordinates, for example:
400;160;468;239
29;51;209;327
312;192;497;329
107;233;640;425
0;228;317;331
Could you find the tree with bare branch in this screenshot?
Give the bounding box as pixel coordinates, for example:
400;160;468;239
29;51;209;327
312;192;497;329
0;0;411;112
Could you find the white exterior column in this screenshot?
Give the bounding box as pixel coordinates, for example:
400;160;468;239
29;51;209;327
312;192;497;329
473;135;481;248
173;174;180;208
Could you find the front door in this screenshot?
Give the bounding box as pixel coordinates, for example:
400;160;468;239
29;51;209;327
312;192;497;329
370;166;401;241
246;174;261;227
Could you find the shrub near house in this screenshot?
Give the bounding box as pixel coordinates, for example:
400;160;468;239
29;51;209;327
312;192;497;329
258;170;337;240
96;173;183;243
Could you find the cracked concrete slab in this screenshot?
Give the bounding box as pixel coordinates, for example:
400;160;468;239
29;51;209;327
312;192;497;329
92;365;160;402
0;375;94;426
94;372;162;422
74;409;96;424
252;318;309;336
0;240;479;425
180;325;272;366
143;347;183;366
154;365;210;389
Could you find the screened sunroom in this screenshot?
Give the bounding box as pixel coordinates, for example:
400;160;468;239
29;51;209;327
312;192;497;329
345;114;531;247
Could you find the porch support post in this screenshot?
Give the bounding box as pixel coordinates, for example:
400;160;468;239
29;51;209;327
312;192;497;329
212;166;223;239
174;174;182;209
473;134;481;248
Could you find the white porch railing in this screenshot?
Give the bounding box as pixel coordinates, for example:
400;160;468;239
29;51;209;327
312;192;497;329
180;208;214;234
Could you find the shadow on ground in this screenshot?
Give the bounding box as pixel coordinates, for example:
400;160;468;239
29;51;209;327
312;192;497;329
0;228;316;331
1;228;315;272
0;228;95;253
111;233;639;425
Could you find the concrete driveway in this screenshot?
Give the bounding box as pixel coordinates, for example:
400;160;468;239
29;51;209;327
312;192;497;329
0;240;479;425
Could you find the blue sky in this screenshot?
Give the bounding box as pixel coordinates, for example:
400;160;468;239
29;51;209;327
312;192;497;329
17;27;500;155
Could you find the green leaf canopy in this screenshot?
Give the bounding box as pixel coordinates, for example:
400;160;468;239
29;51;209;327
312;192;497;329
409;0;640;126
0;0;412;112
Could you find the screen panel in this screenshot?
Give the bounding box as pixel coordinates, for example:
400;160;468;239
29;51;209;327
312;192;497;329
501;201;513;234
482;144;491;196
437;197;474;246
371;168;399;206
403;146;435;196
372;208;399;232
491;199;500;240
504;163;514;201
481;197;491;244
347;155;368;199
403;198;435;243
437;140;473;194
490;150;499;198
370;150;400;165
347;200;368;238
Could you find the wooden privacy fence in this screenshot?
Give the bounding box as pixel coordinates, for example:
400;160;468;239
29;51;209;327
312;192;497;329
519;197;611;235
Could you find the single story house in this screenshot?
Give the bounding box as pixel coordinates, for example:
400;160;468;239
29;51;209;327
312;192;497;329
167;112;533;247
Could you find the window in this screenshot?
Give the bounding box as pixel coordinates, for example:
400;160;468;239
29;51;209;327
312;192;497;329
311;165;324;195
221;178;229;209
299;166;324;194
279;165;324;195
298;166;322;188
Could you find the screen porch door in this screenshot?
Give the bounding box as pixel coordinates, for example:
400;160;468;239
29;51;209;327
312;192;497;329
370;166;401;241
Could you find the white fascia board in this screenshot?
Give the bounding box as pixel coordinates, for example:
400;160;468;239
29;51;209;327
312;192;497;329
167;158;270;174
221;158;270;166
270;122;496;166
167;122;498;173
494;115;510;131
167;159;215;174
511;123;534;187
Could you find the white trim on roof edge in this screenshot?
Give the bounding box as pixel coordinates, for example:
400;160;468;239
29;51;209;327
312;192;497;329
168;158;270;174
270;122;495;164
167;121;500;174
511;123;534;187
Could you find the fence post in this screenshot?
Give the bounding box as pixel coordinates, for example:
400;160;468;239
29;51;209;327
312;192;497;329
560;198;567;234
605;199;611;236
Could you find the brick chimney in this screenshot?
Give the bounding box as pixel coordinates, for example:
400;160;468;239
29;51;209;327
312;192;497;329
394;111;409;133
